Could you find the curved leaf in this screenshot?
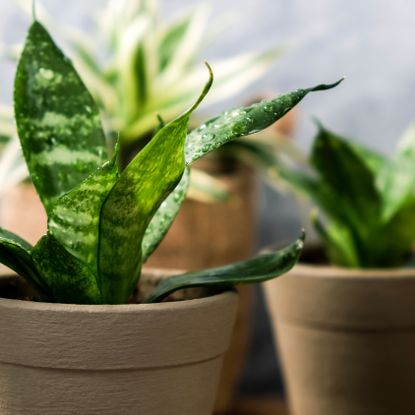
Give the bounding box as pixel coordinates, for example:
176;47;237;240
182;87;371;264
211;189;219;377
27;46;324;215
142;80;343;263
0;228;48;297
31;234;101;304
14;21;108;212
98;66;213;304
144;232;304;303
184;79;344;164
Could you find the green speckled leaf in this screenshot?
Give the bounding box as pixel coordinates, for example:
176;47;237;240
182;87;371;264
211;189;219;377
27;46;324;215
98;119;188;304
141;79;343;263
14;21;108;212
0;228;49;297
184;79;344;164
31;234;101;304
141;166;190;263
144;233;304;303
48;153;119;271
98;67;213;304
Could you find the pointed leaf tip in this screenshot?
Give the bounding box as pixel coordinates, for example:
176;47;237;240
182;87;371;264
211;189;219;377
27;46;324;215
308;77;345;93
299;229;306;244
186;62;214;114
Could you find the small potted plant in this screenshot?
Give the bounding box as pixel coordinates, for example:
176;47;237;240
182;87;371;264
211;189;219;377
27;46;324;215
0;20;340;414
0;6;299;408
263;124;415;415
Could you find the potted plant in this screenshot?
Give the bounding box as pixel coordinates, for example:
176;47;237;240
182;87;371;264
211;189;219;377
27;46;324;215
0;20;340;414
1;4;299;406
263;124;415;415
0;4;299;411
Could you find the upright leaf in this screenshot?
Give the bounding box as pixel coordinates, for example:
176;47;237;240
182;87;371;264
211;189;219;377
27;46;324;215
377;122;415;221
311;126;381;231
98;66;213;304
158;12;196;70
311;212;359;268
14;21;108;212
31;234;101;304
144;233;304;303
48;153;119;271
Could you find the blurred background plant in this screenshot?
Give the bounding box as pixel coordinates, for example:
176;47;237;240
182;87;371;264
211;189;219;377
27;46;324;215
0;0;296;203
266;121;415;268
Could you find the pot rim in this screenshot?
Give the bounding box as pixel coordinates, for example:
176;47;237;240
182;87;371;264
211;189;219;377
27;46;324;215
0;290;236;312
292;262;415;280
262;241;415;279
0;269;236;312
0;269;239;370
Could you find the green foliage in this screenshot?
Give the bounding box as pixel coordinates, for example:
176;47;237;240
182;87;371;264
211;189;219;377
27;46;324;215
0;0;284;203
271;124;415;268
0;21;340;304
145;233;304;303
14;22;108;213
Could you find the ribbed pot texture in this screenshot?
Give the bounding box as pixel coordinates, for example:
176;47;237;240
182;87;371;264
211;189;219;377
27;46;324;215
0;271;238;415
264;263;415;415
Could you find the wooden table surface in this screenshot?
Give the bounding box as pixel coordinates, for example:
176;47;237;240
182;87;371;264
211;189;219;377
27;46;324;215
223;397;289;415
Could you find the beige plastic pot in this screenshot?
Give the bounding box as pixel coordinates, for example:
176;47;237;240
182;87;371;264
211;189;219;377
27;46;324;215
264;262;415;415
0;270;238;415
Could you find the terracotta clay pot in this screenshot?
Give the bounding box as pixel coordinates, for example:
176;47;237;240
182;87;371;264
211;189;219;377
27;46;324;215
0;270;238;415
264;260;415;415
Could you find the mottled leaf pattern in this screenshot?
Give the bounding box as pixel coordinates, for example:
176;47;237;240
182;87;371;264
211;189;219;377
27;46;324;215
142;80;343;261
31;234;101;304
98;118;188;303
184;79;344;164
5;20;345;304
144;233;304;303
14;21;108;212
48;155;119;270
98;67;213;304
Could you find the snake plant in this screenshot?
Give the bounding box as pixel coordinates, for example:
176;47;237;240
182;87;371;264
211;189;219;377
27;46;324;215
1;20;340;304
260;122;415;268
1;0;289;202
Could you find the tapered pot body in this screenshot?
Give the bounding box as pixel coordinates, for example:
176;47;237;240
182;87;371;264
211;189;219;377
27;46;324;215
0;271;238;415
147;159;256;413
264;263;415;415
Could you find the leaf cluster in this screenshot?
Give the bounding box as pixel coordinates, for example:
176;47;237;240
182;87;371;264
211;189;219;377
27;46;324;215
270;124;415;268
0;21;339;304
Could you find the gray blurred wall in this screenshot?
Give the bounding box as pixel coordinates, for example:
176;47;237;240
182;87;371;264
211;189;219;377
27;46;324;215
1;0;414;152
